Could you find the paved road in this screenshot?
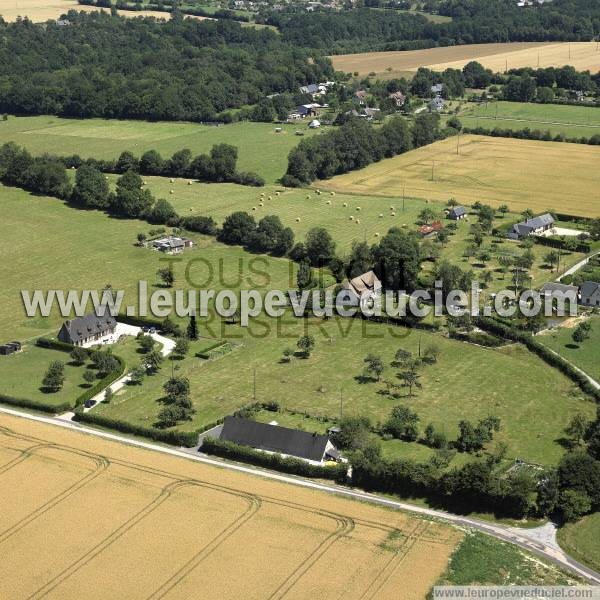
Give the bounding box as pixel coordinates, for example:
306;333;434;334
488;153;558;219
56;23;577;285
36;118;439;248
1;405;599;585
557;251;600;282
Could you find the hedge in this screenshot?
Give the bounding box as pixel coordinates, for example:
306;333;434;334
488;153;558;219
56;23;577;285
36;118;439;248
0;393;72;414
449;330;506;347
116;313;163;330
475;317;600;402
534;235;591;254
36;337;75;353
72;410;200;447
201;437;347;481
195;340;228;360
75;354;126;408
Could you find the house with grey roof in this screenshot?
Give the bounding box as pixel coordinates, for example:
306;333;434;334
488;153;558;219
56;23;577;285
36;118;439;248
217;416;342;465
151;236;193;254
431;83;444;94
580;281;600;307
299;83;320;96
429;95;445;112
508;213;555;240
447;206;467;220
58;311;117;346
540;282;579;312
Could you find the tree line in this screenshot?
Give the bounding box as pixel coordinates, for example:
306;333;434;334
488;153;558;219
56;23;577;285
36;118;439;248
282;113;443;186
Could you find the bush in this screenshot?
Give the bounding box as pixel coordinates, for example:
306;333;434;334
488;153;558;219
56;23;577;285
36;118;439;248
201;437;347;481
74;355;125;407
0;393;71;414
36;337;74;352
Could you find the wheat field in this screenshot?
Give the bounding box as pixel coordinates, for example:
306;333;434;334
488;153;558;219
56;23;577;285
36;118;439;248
321;134;600;218
331;42;600;77
0;413;461;599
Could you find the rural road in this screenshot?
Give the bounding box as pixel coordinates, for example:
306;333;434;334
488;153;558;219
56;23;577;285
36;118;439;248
462;115;600;130
1;405;599;585
557;251;600;282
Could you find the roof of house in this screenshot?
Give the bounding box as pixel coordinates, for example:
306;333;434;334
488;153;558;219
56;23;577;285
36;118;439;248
355;90;367;99
60;311;117;344
580;280;600;298
431;83;444;93
515;213;555;232
540;282;578;295
219;416;331;462
300;84;320;94
343;270;382;296
449;206;467;217
418;221;444;235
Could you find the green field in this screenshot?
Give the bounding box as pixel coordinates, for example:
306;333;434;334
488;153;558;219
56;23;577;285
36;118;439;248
539;316;600;381
0;116;321;184
557;512;600;572
460;101;600;139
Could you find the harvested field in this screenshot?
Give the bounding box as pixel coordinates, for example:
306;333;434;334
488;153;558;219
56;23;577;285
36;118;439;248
0;0;211;21
321;134;600;218
331;42;600;77
0;413;462;599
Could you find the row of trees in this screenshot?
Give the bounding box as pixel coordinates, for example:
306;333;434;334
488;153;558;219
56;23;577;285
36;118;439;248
283;114;442;186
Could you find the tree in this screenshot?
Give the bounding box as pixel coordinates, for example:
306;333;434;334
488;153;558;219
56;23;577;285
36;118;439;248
418;207;436;224
129;365;146;385
92;351;119;376
422;344;440;364
137;232;147;246
139;150;165;175
70;346;88;366
83;369;96;387
146;350;163;374
565;414;588;447
210;144;238;182
138;334;155;354
373;228;421;291
104;387;114;403
163;376;190;402
305;228;336;266
42;361;65;392
346;241;374;279
572;321;591;345
187;315;198;340
331;415;373;452
157;264;174;288
385;405;419;441
297;335;315;358
70;164;110;209
557;489;592;522
116;151;139;173
111;170;155;218
296;260;313;290
398;368;421;396
218;211;256;245
544;250;560;272
282;348;294;363
147;199;177;225
173;336;190;358
168;148;192;176
363;353;384;381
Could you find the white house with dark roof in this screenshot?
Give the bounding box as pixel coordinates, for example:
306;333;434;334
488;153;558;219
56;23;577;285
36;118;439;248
58;311;117;347
580;281;600;307
508;213;555;240
447;206;467;220
216;416;342;465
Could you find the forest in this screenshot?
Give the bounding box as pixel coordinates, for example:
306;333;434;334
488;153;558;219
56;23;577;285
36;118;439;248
270;0;600;53
0;12;332;122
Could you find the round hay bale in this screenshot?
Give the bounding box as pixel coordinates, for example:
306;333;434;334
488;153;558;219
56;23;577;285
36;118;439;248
252;207;257;211
326;200;331;205
189;208;193;212
391;212;396;217
343;202;348;207
170;178;175;183
356;207;361;211
356;219;360;224
379;213;383;218
105;176;109;180
390;206;395;210
349;215;354;221
276;191;280;196
260;192;265;197
306;195;311;200
296;217;301;222
330;192;335;196
375;232;380;237
188;180;192;185
170;190;174;194
259;202;264;206
268;196;272;200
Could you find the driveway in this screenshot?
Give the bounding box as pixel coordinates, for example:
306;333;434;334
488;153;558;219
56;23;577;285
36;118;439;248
82;322;175;413
557;251;600;282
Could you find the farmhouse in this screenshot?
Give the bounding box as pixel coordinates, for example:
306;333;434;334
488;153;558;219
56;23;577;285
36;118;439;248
540;282;579;309
447;206;467;220
580;281;600;307
429;95;445;112
308;119;321;129
299;83;320;96
431;83;444;94
218;416;342;465
58;311;117;346
342;270;382;304
354;90;368;105
151;236;193;254
508;213;555;240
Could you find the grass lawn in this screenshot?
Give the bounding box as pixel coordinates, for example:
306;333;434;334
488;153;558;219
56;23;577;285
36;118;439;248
0;343;93;407
459;101;600;139
0;185;296;341
0;116;323;184
538;315;600;381
321;134;600;218
557;512;600;573
95;313;595;465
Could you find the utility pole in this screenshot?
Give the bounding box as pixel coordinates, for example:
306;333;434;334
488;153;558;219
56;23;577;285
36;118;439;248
339;387;343;421
456;130;460;155
495;102;498;120
418;333;422;358
253;368;256;402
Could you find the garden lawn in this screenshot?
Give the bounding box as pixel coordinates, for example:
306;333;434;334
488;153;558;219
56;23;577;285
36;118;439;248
0;116;323;183
95;314;595;466
538;315;600;381
0;343;93;408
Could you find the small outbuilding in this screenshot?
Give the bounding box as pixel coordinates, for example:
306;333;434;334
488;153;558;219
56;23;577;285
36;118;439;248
580;281;600;307
0;341;21;356
447;206;467;220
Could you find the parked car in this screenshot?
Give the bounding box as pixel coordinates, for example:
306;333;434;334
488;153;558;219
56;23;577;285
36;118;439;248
84;399;96;409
